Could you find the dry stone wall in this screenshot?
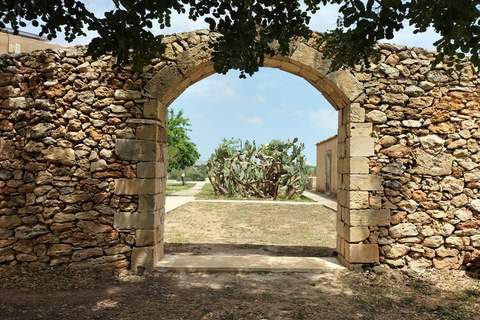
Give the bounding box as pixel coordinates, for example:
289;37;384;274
355;44;480;270
0;29;479;272
0;47;146;269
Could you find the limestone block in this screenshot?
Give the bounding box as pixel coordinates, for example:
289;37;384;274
347;157;369;173
336;220;345;238
347;123;372;137
131;246;155;272
289;43;326;73
336;190;348;207
177;43;214;75
115;139;161;162
114;211;162;229
349;174;383;191
348;191;370;209
135;243;164;272
135;229;162;247
145;64;184;99
337;235;347;258
339;157;369;174
337;142;346;158
143;99;166;121
344;103;365;123
338;124;347;142
114;178;164;195
344;243;379;263
136;124;165;142
345;226;371;242
337;190;370;209
137;162;166;179
346;209;390;226
347;137;375;157
138;194;165;212
327;71;363;102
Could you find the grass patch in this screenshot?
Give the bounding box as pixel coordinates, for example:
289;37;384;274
433;304;467;320
166;182;195;196
195;183;314;202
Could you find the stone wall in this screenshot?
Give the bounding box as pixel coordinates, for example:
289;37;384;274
0;29;479;271
0;47;145;269
358;44;480;269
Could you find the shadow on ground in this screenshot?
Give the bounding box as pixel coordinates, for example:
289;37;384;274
0;265;478;320
165;242;336;257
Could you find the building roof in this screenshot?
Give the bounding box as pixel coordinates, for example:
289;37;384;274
1;28;47;41
316;135;337;146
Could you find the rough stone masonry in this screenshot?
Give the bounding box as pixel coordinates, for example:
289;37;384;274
0;29;479;272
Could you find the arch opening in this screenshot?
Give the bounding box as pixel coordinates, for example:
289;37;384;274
163;67;340;266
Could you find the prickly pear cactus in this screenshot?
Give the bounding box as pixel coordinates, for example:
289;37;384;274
207;138;308;199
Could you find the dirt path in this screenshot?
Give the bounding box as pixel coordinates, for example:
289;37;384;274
171;181;207;196
0;266;478;320
165;182;208;213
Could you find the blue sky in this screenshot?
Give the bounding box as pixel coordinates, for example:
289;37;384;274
20;2;440;164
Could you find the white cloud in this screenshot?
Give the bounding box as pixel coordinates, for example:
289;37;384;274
308;4;342;32
240;115;264;125
186;77;238;101
162;12;208;34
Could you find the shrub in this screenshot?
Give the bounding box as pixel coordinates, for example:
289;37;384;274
207;139;308;199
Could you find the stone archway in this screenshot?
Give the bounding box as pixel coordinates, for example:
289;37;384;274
114;31;388;272
1;29;478;272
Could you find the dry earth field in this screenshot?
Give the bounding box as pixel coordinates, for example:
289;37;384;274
164;202;336;257
0;265;479;320
1;202;479;319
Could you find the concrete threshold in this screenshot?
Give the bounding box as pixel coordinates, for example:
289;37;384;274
302;191;337;212
155;254;345;273
193;199;321;205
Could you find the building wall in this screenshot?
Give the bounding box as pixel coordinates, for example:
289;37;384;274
0;31;62;54
316;136;337;196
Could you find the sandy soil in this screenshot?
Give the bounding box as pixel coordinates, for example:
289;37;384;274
164;202;337;256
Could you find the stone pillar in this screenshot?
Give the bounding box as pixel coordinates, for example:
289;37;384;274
113;99;166;273
336;103;390;268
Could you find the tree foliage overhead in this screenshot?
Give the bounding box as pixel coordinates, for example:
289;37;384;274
2;1;480;74
207;139;308;200
166;109;200;171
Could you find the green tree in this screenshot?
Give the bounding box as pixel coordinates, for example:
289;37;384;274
167;109;200;172
3;1;479;74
